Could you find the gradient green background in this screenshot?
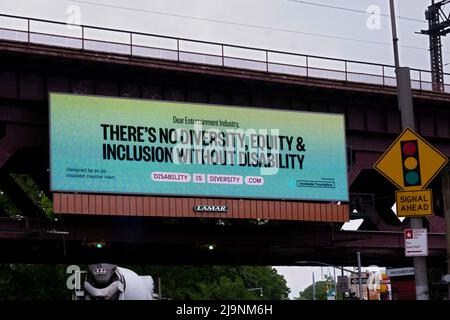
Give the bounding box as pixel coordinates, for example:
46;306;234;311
50;93;348;201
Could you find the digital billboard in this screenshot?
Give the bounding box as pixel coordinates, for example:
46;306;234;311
50;93;348;201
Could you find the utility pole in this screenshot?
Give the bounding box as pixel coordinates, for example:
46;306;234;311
389;0;430;300
442;168;450;299
158;277;162;300
333;267;337;300
357;251;363;300
312;272;316;300
296;261;368;300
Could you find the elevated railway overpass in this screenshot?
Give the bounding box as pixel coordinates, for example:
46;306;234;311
0;15;449;267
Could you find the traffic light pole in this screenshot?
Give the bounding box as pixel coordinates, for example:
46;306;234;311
296;260;362;300
389;0;429;300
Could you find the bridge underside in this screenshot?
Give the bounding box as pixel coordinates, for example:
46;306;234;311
0;41;449;267
0;216;446;267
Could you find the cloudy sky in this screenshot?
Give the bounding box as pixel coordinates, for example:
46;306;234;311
1;0;447;70
0;0;438;298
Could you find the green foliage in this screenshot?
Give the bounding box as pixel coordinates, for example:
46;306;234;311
194;276;255;300
0;264;70;300
10;174;53;218
0;264;289;300
0;191;22;216
128;265;290;300
297;275;335;300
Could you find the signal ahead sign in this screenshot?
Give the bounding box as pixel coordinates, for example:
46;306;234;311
374;128;448;191
395;189;433;217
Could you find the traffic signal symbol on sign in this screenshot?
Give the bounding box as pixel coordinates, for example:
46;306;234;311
374;128;449;191
401;140;422;187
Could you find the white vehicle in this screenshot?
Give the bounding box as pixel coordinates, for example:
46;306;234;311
74;263;157;300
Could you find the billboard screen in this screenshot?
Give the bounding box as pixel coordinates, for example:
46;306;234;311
50;93;348;201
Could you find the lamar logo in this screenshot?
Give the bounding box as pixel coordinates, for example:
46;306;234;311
193;205;229;213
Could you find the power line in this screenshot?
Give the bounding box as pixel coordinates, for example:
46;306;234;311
286;0;426;23
69;0;432;52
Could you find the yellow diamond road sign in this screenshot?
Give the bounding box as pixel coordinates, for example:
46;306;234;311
374;128;448;191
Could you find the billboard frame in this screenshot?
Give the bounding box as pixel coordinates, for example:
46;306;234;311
49;92;349;202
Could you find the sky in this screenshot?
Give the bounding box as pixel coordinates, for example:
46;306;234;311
274;265;383;299
0;0;438;299
275;266;349;298
1;0;448;70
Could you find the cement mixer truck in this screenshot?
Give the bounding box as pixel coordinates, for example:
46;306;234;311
74;263;157;300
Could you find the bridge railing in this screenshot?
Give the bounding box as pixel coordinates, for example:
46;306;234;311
0;14;448;94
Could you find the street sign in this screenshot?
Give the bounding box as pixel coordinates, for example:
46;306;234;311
374;128;448;191
395;189;433;217
350;277;368;285
404;228;428;257
327;289;336;300
337;276;349;293
386;267;415;277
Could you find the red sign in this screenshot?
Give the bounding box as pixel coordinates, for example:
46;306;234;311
404;229;413;239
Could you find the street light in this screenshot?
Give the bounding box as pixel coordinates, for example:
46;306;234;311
295;251;364;300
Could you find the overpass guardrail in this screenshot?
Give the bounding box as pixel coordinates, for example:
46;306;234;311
0;13;449;94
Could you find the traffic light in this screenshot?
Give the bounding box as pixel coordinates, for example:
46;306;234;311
401;140;421;187
84;240;108;249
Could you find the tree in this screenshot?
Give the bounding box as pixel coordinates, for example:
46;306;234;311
129;265;290;300
0;264;290;300
297;276;334;300
0;174;53;218
10;174;53;218
0;264;70;300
